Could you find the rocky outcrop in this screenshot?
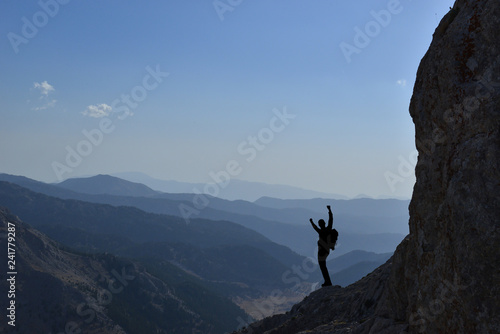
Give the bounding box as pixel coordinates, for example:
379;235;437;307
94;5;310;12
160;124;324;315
378;0;500;332
235;0;500;333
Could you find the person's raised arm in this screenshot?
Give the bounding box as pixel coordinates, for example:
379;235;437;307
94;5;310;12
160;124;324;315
327;205;333;229
309;218;320;234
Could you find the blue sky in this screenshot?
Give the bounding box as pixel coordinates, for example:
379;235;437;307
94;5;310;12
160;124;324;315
0;0;454;199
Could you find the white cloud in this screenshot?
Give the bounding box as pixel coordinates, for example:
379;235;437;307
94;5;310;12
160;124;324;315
82;103;113;118
31;81;57;110
397;79;407;87
33;81;55;96
32;99;57;111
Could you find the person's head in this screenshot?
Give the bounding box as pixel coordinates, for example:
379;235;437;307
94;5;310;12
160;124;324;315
318;219;326;229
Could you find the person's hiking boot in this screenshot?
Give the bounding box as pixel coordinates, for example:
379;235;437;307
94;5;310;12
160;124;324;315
321;282;332;287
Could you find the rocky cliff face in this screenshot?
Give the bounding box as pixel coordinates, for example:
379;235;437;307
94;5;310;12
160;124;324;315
381;0;500;332
235;0;500;333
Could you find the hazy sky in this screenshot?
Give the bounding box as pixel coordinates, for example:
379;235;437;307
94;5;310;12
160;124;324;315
0;0;454;199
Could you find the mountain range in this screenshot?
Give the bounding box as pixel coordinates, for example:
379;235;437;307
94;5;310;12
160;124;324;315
57;174;161;197
0;207;248;334
111;171;351;201
0;172;408;332
0;173;409;256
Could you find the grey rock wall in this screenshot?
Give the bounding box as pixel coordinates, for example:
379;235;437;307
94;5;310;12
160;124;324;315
370;0;500;332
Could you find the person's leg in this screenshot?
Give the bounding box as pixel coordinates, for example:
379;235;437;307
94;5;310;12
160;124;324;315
318;249;332;286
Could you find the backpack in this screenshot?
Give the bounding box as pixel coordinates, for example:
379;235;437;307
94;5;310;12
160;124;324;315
326;228;339;250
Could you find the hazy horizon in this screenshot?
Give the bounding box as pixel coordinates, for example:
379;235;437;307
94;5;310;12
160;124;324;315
0;0;454;199
2;170;414;201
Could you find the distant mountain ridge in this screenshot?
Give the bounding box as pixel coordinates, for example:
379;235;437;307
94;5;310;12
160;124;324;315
57;174;160;197
0;173;408;256
0;174;400;283
255;196;409;218
0;181;304;289
0;180;300;262
112;171;350;201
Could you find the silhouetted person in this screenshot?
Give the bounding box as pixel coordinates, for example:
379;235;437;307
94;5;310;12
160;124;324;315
309;205;334;287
